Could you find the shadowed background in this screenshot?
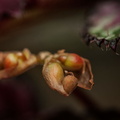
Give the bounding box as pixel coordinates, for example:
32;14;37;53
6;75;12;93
0;0;120;119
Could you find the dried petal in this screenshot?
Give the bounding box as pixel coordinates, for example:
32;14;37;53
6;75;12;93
77;58;94;90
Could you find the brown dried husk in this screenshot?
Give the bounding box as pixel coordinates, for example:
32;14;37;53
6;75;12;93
77;58;94;90
42;54;94;96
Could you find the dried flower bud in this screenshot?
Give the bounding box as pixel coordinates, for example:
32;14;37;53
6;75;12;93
42;50;94;96
0;49;38;79
59;53;84;71
42;56;67;95
63;75;78;94
45;62;64;84
3;53;18;69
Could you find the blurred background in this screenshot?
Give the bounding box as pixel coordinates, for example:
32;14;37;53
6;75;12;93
0;0;120;119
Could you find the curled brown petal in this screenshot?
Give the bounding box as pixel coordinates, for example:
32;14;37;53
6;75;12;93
77;58;94;90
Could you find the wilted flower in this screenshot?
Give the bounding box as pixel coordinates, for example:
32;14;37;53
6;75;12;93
42;50;94;96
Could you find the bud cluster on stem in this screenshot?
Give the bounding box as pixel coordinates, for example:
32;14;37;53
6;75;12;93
0;49;94;96
0;49;38;79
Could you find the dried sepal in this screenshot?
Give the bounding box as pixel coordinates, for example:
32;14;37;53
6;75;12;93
37;51;51;64
77;58;94;90
0;48;38;79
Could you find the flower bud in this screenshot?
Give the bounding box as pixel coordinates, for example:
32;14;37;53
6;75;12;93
17;52;26;62
63;75;78;94
42;58;67;95
42;51;94;96
44;62;64;84
59;53;84;71
3;53;18;69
